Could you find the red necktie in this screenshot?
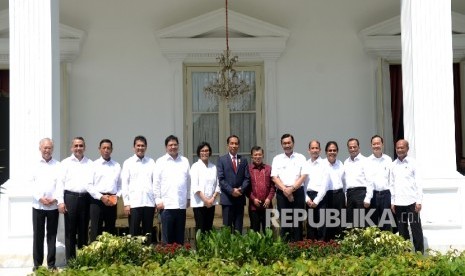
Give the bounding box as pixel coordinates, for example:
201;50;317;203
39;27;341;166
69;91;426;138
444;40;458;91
232;156;237;172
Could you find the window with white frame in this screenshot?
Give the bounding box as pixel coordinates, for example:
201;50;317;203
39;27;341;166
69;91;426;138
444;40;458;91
185;65;264;164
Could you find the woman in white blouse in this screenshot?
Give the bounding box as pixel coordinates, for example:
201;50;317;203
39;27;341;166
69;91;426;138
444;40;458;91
190;142;220;234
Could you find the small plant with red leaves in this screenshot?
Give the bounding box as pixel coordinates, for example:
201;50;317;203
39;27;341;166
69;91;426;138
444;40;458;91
153;243;191;264
288;239;341;258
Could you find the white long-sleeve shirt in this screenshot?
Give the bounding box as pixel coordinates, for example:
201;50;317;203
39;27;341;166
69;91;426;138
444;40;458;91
88;157;122;200
153;153;190;209
30;158;60;210
304;156;330;205
343;153;372;203
271;152;309;186
325;158;345;191
365;153;392;192
56;154;93;204
121;154;155;208
190;159;220;208
390;156;422;206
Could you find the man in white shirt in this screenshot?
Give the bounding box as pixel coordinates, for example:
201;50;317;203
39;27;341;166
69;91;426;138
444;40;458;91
305;140;329;240
154;135;190;245
343;138;372;227
121;135;156;244
390;139;424;253
365;135;394;231
31;138;60;271
271;134;308;242
88;139;121;242
57;137;93;261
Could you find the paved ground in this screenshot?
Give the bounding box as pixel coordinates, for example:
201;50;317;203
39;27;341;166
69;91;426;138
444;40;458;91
0;266;65;275
0;267;34;276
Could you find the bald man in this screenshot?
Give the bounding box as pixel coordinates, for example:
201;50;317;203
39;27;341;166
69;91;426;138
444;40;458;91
390;139;424;254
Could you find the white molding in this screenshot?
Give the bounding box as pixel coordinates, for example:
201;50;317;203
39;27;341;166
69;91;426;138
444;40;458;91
0;9;85;64
359;16;401;37
157;37;287;63
155;8;289;62
359;12;465;62
155;8;290;39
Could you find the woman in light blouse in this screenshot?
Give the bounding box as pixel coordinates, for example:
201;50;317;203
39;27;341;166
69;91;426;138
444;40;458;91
190;142;220;234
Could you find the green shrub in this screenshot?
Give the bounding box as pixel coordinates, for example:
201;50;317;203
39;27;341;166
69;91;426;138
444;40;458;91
36;227;465;275
68;232;155;269
339;227;412;256
45;249;465;275
194;227;288;265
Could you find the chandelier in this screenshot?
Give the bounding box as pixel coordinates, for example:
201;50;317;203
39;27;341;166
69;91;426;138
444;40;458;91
204;0;251;104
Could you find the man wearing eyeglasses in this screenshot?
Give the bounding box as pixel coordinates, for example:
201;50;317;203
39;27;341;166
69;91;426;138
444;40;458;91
57;137;93;261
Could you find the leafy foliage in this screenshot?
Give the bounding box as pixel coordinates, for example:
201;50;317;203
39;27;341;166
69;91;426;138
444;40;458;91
339;227;412;256
194;227;288;265
68;232;155;269
42;228;465;275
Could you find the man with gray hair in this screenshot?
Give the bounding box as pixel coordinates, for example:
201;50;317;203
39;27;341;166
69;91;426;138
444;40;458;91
31;138;60;271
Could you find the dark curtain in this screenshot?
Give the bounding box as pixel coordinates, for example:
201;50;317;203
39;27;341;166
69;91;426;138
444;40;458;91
390;64;462;169
453;63;462;166
0;70;9;185
389;65;404;159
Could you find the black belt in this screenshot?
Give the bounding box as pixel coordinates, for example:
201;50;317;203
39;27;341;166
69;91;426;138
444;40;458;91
374;190;390;195
328;188;343;194
64;190;89;197
347;187;366;192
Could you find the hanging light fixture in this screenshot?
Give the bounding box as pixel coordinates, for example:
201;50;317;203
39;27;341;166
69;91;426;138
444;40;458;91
204;0;251;104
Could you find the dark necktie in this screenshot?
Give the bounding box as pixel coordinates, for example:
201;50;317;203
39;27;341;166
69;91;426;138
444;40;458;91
232;156;237;172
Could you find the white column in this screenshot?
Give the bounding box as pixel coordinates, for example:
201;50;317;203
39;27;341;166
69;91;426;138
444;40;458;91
401;0;465;252
401;0;456;177
0;0;61;268
169;57;186;146
262;57;279;163
376;58;395;157
9;0;61;178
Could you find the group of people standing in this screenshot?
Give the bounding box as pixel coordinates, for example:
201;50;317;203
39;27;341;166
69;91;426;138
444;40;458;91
30;132;424;270
31;135;191;270
267;134;424;254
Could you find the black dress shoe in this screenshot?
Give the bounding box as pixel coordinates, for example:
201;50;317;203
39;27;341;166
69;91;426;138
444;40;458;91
32;266;39;271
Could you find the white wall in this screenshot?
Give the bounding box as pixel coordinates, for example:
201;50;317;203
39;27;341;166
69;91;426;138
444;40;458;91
58;0;465;163
273;2;380;159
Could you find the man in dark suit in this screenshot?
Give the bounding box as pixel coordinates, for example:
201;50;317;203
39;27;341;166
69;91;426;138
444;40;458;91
217;135;250;233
